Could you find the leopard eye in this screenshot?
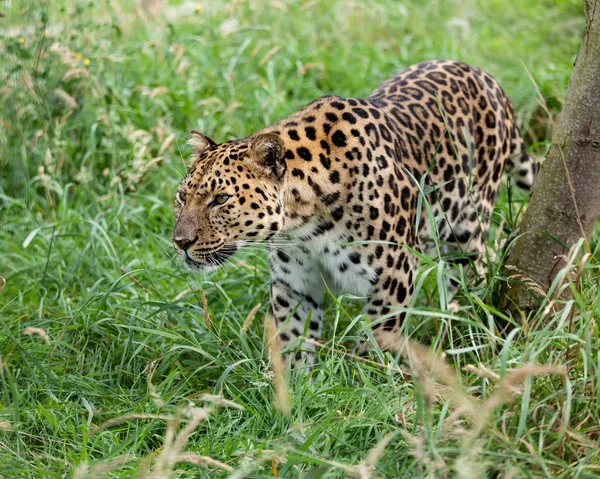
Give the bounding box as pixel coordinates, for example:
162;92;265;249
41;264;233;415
176;191;187;205
212;193;230;206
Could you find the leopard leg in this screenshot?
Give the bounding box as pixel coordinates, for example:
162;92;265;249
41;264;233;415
445;201;491;299
357;246;418;355
268;245;324;367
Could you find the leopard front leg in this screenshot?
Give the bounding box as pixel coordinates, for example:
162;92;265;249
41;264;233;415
268;245;325;367
358;246;418;354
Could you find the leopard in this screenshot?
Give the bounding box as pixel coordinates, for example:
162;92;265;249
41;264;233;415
172;60;536;365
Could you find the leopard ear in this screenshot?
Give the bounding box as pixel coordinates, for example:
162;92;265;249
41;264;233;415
188;130;216;156
249;133;286;179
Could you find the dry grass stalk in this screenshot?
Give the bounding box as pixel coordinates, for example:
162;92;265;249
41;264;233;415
541;240;585;318
199;288;211;330
300;0;320;11
355;463;372;479
62;67;90;81
197;393;245;410
504;264;548;298
575;252;591;287
227;449;286;479
232;260;257;271
264;315;291;415
258;46;281;67
137;0;163;20
325;431;397;479
350;430;397;478
471;364;565;435
72;455;136;479
171;453;232;469
365;431;395;466
54;89;78;109
137;456;153;479
399;429;446;473
173;288;192;301
462;363;500;382
91;414;173;434
148;382;165;408
119;267;148;292
0;420;13;431
400;339;478;418
405;342;565;432
241;303;262;334
388;341;566;476
158;133;175;156
453;442;487;479
22;327;51;344
148;407;233;477
297;62;324;75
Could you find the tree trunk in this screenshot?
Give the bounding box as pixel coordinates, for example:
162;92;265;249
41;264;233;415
502;0;600;312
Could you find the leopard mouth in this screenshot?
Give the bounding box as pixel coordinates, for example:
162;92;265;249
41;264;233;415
184;244;238;271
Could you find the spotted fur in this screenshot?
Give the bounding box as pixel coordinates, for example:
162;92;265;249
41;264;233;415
173;60;536;364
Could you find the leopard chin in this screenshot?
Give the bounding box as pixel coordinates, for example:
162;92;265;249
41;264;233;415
184;244;238;271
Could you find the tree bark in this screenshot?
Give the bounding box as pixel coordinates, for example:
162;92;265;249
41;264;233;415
502;0;600;312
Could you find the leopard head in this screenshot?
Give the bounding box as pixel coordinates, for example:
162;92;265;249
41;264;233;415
173;130;287;270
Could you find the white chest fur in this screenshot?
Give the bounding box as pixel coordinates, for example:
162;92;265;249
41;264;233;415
279;221;376;298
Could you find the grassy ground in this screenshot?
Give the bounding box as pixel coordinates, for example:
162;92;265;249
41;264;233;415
1;0;599;477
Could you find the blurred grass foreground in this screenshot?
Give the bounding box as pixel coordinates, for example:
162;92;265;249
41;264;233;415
1;1;599;478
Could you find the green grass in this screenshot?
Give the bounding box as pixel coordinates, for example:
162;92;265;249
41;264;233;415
1;0;599;477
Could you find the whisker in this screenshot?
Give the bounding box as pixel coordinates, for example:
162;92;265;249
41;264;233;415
228;239;309;270
235;239;303;247
235;248;267;266
223;257;246;276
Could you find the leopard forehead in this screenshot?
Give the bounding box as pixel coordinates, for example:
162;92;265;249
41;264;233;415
182;140;252;192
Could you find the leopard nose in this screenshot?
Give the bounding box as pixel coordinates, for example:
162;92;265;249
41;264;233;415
173;235;198;251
